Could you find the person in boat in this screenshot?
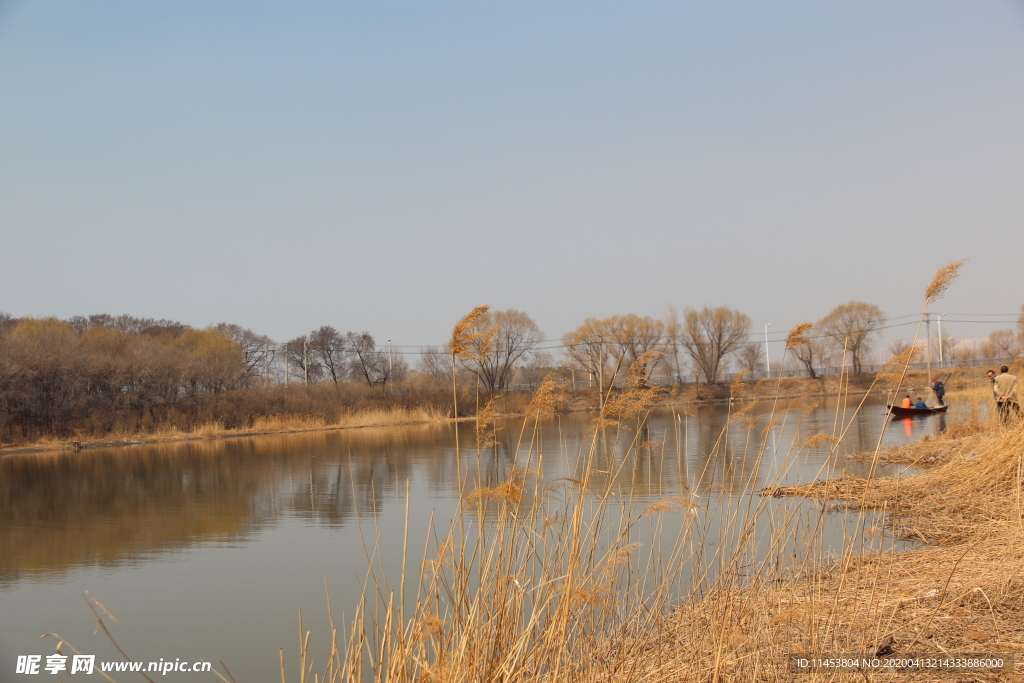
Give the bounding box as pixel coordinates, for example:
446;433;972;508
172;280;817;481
901;395;913;409
932;377;945;406
914;397;928;409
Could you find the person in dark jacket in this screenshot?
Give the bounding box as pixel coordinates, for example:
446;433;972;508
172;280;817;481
932;377;945;406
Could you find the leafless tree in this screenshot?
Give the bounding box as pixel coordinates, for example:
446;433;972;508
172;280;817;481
791;329;832;380
985;329;1023;361
346;332;396;387
679;306;752;384
517;351;554;391
284;335;322;384
307;326;347;384
215;322;275;384
455;309;543;392
564;318;626;392
609;314;665;378
736;343;765;374
819;301;886;374
417;346;453;388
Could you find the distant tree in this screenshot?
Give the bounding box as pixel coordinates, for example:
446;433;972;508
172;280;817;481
819;301;886;374
0;312;16;338
176;328;245;395
663;306;685;384
984;329;1023;361
307;326;347;384
678;306;752;384
284;335;323;384
3;318;84;434
517;351;554;391
790;325;832;380
736;343;765;374
888;340;912;357
564;314;665;390
454;309;543;392
564;318;620;393
346;332;396;387
417;346;453;388
609;314;665;379
215;323;275;383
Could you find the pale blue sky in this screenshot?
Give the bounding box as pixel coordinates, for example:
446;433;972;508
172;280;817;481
1;1;1022;357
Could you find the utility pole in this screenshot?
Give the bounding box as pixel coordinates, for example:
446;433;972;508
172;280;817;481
764;323;771;375
303;340;308;386
284;343;288;385
598;339;604;412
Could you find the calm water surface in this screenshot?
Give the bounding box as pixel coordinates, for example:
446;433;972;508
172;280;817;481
0;397;945;680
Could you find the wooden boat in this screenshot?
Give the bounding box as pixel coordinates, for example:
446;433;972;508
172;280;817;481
887;404;948;417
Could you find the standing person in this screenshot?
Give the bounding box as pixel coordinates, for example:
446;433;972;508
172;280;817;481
987;369;997;400
931;377;945;406
994;365;1019;422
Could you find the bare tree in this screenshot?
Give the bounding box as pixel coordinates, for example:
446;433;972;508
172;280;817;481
679;306;752;384
455;309;543;392
985;329;1024;361
284;335;322;384
417;346;452;388
517;351;554;391
564;318;625;392
307;326;347;384
346;332;394;387
791;328;832;380
819;301;886;374
736;343;765;374
609;314;665;379
215;322;274;384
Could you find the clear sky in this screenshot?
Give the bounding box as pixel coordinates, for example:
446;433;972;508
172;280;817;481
1;1;1022;360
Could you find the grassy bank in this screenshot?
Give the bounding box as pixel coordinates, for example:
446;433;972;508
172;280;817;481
0;404;451;455
277;356;1023;682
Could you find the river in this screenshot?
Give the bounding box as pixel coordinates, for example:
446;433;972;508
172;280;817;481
0;396;944;680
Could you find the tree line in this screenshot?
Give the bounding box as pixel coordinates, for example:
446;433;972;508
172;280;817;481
5;299;1021;441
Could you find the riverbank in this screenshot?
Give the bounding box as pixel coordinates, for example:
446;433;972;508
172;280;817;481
0;367;988;457
580;417;1024;680
0;405;449;456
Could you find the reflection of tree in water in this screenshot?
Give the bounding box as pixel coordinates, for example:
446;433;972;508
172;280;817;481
688;405;764;497
0;424;460;581
0;399;914;583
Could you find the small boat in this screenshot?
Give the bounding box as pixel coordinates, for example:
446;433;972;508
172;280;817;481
887;404;948;417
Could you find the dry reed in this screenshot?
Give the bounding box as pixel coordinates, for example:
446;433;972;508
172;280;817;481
281;261;1024;682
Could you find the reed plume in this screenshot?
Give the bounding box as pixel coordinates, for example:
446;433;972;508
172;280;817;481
924;259;966;305
449;305;490;420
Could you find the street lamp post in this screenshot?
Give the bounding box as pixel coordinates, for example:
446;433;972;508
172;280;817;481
938;313;947;364
764;323;771;375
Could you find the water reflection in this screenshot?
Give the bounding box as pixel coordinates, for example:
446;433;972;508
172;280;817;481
0;397;932;585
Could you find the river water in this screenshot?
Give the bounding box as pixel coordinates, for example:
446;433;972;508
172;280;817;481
0;397;943;680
